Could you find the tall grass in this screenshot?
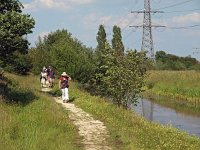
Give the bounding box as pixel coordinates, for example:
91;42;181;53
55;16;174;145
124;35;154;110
0;73;82;150
145;70;200;109
66;82;200;150
2;72;200;149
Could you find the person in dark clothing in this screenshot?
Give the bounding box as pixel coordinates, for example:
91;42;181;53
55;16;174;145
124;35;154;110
59;72;71;103
47;66;55;88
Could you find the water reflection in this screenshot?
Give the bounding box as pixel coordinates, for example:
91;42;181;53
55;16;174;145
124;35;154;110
132;98;200;138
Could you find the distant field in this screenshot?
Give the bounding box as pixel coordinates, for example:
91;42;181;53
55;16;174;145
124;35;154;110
145;70;200;109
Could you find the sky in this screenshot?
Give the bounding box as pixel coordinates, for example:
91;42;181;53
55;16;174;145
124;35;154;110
21;0;200;60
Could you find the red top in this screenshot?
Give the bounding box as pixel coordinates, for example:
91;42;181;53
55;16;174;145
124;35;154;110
59;76;69;81
60;76;69;89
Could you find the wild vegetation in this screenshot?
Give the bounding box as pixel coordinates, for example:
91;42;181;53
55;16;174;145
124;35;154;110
0;0;35;74
28;29;95;83
2;72;200;150
155;51;200;70
28;25;147;108
0;73;83;150
1;1;200;149
51;81;200;149
145;70;200;111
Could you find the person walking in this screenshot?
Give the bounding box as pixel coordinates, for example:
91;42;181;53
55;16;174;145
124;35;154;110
48;66;55;88
59;72;71;103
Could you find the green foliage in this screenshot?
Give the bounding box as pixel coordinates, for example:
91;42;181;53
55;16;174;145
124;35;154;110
0;0;23;13
155;51;199;70
0;73;82;150
12;51;32;74
28;47;50;74
102;50;147;108
86;25;148;108
145;70;200;111
0;0;35;72
112;25;124;56
96;24;107;64
29;29;95;82
70;82;200;149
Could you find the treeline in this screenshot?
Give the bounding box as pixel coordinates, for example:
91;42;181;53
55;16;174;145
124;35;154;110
0;1;147;108
155;51;200;70
29;29;95;83
29;25;147;108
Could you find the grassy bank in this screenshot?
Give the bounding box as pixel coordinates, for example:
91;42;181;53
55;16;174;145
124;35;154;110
145;70;200;111
2;73;200;149
0;73;82;150
65;82;200;149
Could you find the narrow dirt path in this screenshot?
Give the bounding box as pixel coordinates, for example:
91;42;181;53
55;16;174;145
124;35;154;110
54;97;112;150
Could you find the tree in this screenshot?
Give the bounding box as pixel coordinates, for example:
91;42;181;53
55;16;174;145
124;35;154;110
0;0;35;67
96;24;107;64
155;50;167;63
29;29;95;83
112;25;124;56
102;50;147;108
155;50;199;70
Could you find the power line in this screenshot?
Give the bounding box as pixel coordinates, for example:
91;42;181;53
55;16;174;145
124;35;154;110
124;29;136;40
130;0;165;59
168;24;200;29
165;8;200;13
116;0;140;26
156;0;193;10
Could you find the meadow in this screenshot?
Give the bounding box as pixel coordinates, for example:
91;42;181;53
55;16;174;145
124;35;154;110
0;73;83;150
145;70;200;111
1;73;200;149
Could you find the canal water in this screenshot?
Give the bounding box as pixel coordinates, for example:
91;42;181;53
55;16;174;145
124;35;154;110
131;98;200;138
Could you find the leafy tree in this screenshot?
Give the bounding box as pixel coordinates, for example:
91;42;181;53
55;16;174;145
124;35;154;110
112;25;124;56
155;51;199;70
28;47;50;74
102;50;147;108
96;24;107;64
94;42;114;94
12;51;32;74
29;29;95;82
155;51;167;63
0;0;35;67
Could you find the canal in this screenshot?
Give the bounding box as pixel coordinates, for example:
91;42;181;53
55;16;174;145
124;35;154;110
132;98;200;138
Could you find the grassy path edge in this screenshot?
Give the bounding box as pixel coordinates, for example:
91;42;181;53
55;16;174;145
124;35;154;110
69;82;200;150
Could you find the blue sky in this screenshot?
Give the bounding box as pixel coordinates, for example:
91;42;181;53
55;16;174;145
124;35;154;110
21;0;200;60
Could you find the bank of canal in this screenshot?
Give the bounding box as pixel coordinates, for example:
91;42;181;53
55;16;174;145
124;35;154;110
132;98;200;138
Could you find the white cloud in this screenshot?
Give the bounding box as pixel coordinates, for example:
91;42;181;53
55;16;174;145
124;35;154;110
82;12;143;31
33;31;50;44
72;0;94;5
82;13;112;29
115;13;143;29
172;12;200;24
39;31;50;39
23;0;95;11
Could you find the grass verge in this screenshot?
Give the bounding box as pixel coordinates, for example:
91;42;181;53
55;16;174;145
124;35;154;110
0;73;83;150
68;82;200;150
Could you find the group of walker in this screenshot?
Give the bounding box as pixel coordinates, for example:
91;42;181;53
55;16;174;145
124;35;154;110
40;66;55;88
40;66;71;103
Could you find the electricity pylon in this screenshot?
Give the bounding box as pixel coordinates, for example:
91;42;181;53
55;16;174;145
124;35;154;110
130;0;165;59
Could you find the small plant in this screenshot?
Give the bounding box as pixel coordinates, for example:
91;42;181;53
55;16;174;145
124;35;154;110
146;81;154;89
